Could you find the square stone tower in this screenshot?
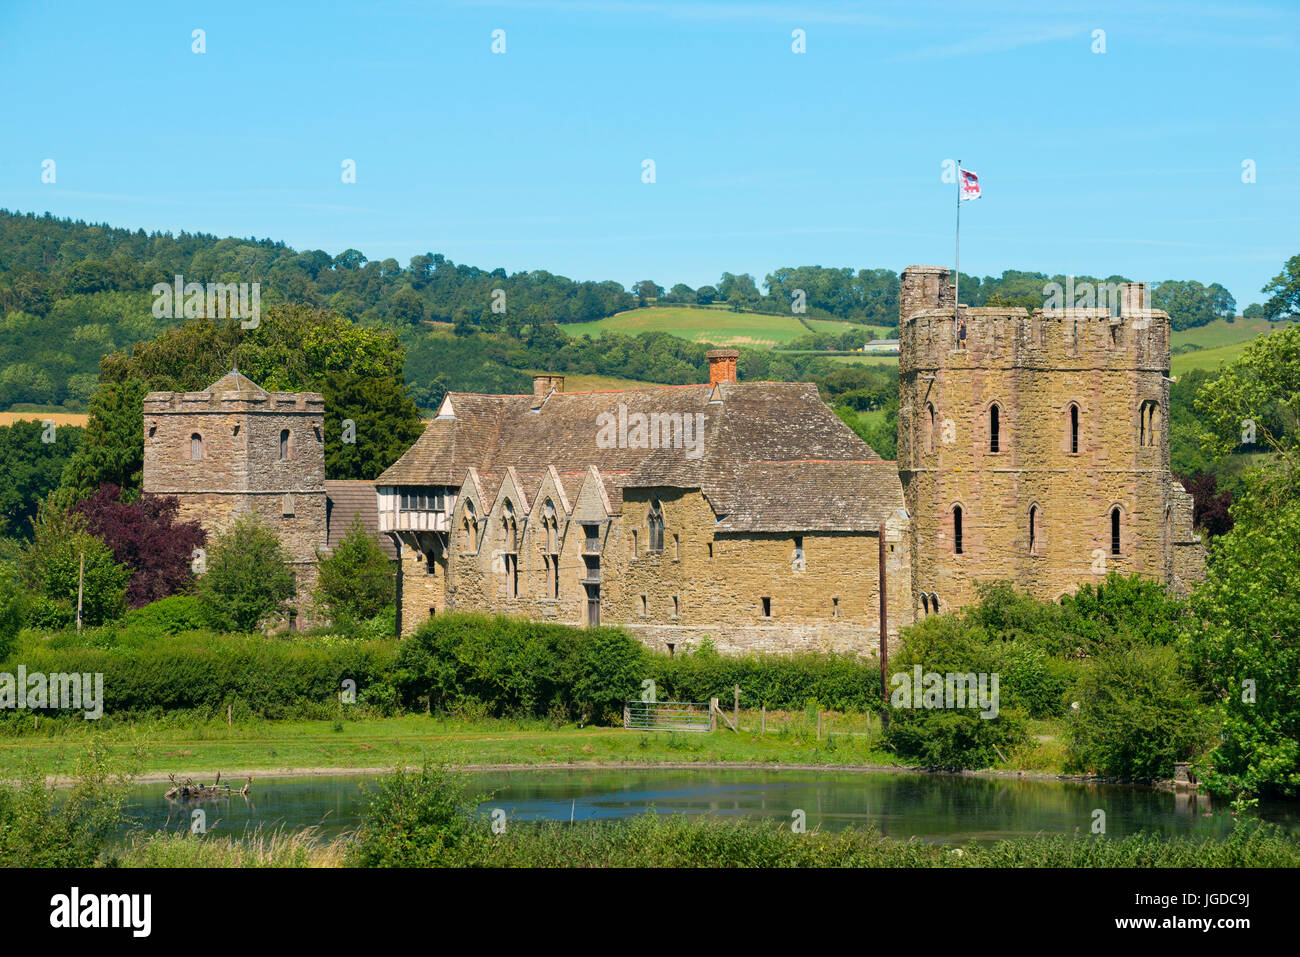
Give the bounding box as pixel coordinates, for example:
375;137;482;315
142;370;327;625
897;266;1205;615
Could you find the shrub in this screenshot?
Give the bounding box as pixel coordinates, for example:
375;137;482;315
198;512;296;633
346;763;490;867
884;708;1029;771
647;641;882;712
1066;646;1210;780
0;745;129;867
395;612;644;722
993;644;1073;718
0;626;398;720
881;615;1029;770
313;514;393;626
1060;573;1192;651
116;594;208;638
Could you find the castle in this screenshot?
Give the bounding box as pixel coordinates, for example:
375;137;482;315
141;266;1205;649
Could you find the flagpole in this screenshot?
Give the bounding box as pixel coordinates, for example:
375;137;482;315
955;159;961;334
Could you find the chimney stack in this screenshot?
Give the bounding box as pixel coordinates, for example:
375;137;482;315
1119;282;1148;316
706;349;739;387
532;374;564;397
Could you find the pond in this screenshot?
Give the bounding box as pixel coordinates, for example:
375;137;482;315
117;768;1300;844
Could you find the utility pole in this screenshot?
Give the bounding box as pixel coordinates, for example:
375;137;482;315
878;521;889;727
76;550;85;636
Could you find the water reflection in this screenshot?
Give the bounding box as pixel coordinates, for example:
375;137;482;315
114;769;1296;845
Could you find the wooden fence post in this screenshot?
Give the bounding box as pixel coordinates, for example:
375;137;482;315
761;705;766;735
733;684;739;730
817;710;822;741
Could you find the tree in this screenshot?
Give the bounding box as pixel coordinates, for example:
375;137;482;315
631;280;662;305
718;272;761;311
62;306;420;501
21;507;128;629
695;285;719;305
1150;280;1236;331
0;420;83;539
198;512;296;633
1260;253;1300;320
73;484;206;608
59;378;150;504
388;288;426;324
1177;472;1233;537
0;565;24;659
1195;322;1300;497
323;372;427;480
1185;491;1300;798
313;513;393;626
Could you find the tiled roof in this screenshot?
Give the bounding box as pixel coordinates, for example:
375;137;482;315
324;480;397;558
206;370;268;397
377;380;901;532
711;460;906;532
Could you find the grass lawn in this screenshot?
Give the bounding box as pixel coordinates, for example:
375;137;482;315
0;712;1070;781
564;306;812;348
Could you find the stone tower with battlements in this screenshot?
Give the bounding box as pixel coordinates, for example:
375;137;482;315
142;370;328;626
897;265;1205;615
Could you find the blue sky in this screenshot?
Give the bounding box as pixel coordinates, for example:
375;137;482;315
2;0;1297;307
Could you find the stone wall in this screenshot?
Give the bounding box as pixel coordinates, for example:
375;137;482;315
407;478;914;656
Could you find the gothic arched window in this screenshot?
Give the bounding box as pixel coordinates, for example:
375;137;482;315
648;499;664;553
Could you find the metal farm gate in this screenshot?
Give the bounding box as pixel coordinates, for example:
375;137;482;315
623;700;713;732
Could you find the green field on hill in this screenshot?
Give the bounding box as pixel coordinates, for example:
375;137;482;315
564;306;812;347
562;306;882;349
1171;314;1277;350
822;353;899;367
1171;316;1296;375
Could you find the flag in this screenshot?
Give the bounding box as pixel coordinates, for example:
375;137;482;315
959;167;981;201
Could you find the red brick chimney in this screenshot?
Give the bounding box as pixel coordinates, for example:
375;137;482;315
706;349;739;387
